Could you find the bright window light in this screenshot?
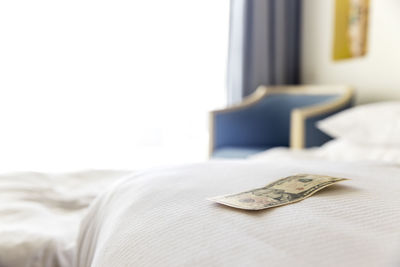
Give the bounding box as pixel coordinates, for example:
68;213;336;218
0;0;229;171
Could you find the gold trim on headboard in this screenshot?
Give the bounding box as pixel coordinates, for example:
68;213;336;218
290;86;354;149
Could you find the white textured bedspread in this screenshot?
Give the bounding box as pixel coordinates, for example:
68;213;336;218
75;158;400;267
0;170;130;267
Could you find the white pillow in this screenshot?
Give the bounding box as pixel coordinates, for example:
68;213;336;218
317;101;400;145
316;139;400;165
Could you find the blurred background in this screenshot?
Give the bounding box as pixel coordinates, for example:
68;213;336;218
0;0;399;171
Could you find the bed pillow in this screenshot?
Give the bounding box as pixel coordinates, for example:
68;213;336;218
317;101;400;145
316;139;400;165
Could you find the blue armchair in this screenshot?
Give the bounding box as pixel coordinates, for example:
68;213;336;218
209;85;354;158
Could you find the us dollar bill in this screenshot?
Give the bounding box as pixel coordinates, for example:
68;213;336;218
208;174;348;210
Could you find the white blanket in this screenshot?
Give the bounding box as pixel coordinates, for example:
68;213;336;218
0;170;131;267
75;158;400;267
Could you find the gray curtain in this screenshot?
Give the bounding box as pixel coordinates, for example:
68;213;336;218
227;0;302;104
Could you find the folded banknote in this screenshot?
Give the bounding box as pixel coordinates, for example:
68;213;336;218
208;174;349;210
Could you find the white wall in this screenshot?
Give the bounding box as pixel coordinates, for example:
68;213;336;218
302;0;400;103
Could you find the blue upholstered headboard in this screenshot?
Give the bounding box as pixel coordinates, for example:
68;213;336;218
214;94;340;150
209;85;354;158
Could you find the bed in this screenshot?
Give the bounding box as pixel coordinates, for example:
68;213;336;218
73;101;400;267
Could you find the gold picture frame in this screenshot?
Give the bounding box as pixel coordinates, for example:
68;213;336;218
333;0;370;60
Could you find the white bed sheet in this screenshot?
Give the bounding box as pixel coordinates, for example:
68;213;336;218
0;170;131;267
75;158;400;267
